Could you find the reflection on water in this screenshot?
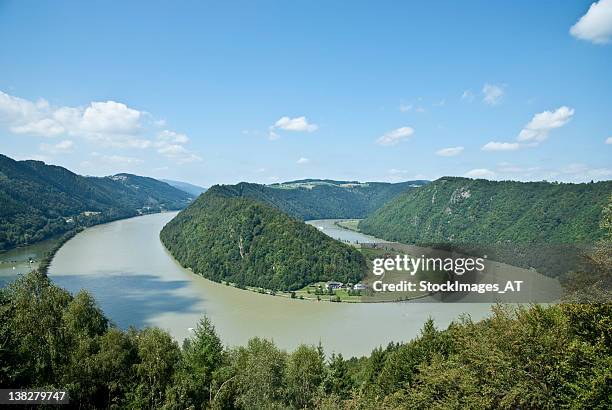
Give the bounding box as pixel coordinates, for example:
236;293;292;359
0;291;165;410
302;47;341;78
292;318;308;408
0;237;59;286
45;212;494;357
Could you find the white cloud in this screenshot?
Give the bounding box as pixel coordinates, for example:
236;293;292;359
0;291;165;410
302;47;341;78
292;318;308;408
267;116;317;140
605;136;612;144
272;116;318;132
40;139;74;154
517;106;574;142
388;168;410;175
0;91;146;147
91;152;143;165
296;157;310;164
376;126;414;146
154;130;201;164
103;155;143;165
461;90;475;102
399;103;413;112
481;141;521;151
157;129;189;144
559;163;612;180
79;101;141;135
482;83;504;105
0;90;201;164
435;146;464;157
465;168;496;179
570;0;612;44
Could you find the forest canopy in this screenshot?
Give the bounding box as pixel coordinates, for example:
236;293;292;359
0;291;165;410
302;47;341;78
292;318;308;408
160;186;367;291
0;154;193;251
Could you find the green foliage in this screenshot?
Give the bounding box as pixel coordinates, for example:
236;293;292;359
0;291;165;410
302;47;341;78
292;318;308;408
323;354;352;399
1;270;610;409
166;317;225;407
285;344;326;408
1;197;610;408
230;338;288;409
360;177;612;276
361;177;611;244
160;188;367;290
129;328;181;408
207;179;427;220
0;154;192;251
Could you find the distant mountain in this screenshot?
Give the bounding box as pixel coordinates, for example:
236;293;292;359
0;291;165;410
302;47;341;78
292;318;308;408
160;179;207;197
160;186;366;291
208;179;428;220
359;176;612;275
0;154;192;251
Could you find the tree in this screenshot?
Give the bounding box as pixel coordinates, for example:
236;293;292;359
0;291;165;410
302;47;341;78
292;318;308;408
129;328;180;408
231;338;287;409
285;344;326;408
323;353;352;399
165;317;225;408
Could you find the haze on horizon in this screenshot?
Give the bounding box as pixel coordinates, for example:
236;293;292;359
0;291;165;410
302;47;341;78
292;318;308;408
0;0;611;187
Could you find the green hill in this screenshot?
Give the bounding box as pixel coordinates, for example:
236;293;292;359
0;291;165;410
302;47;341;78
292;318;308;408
359;177;612;275
160;186;367;291
360;177;611;244
207;179;427;220
0;154;193;250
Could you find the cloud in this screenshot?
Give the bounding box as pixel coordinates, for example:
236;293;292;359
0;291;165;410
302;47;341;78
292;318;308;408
267;116;317;140
272;116;318;132
91;152;143;165
102;155;143;165
517;106;574;142
39;139;74;154
154;130;201;164
376;126;414;146
296;157;310;164
399;103;413;112
465;168;496;179
0;90;201;164
388;168;410;175
570;0;612;44
481;141;521;151
0;92;148;147
11;118;66;137
482;83;504;105
157;129;189;144
606;136;612;144
461;90;475;102
79;101;141;135
435;146;464;157
559;163;612;180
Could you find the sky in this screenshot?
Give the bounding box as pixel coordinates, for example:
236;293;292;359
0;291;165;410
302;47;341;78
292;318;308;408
1;0;611;187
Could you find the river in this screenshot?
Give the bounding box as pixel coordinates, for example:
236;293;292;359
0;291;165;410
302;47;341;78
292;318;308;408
6;212;498;357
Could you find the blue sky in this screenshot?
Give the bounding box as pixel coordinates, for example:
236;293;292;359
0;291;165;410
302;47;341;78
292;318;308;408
1;0;611;186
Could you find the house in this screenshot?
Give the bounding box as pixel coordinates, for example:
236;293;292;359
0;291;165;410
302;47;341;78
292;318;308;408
325;281;343;290
353;283;367;290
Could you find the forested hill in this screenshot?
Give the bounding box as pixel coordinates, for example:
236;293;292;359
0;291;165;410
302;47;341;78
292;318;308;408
160;188;367;291
359;177;612;245
205;179;428;220
0;154;192;250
